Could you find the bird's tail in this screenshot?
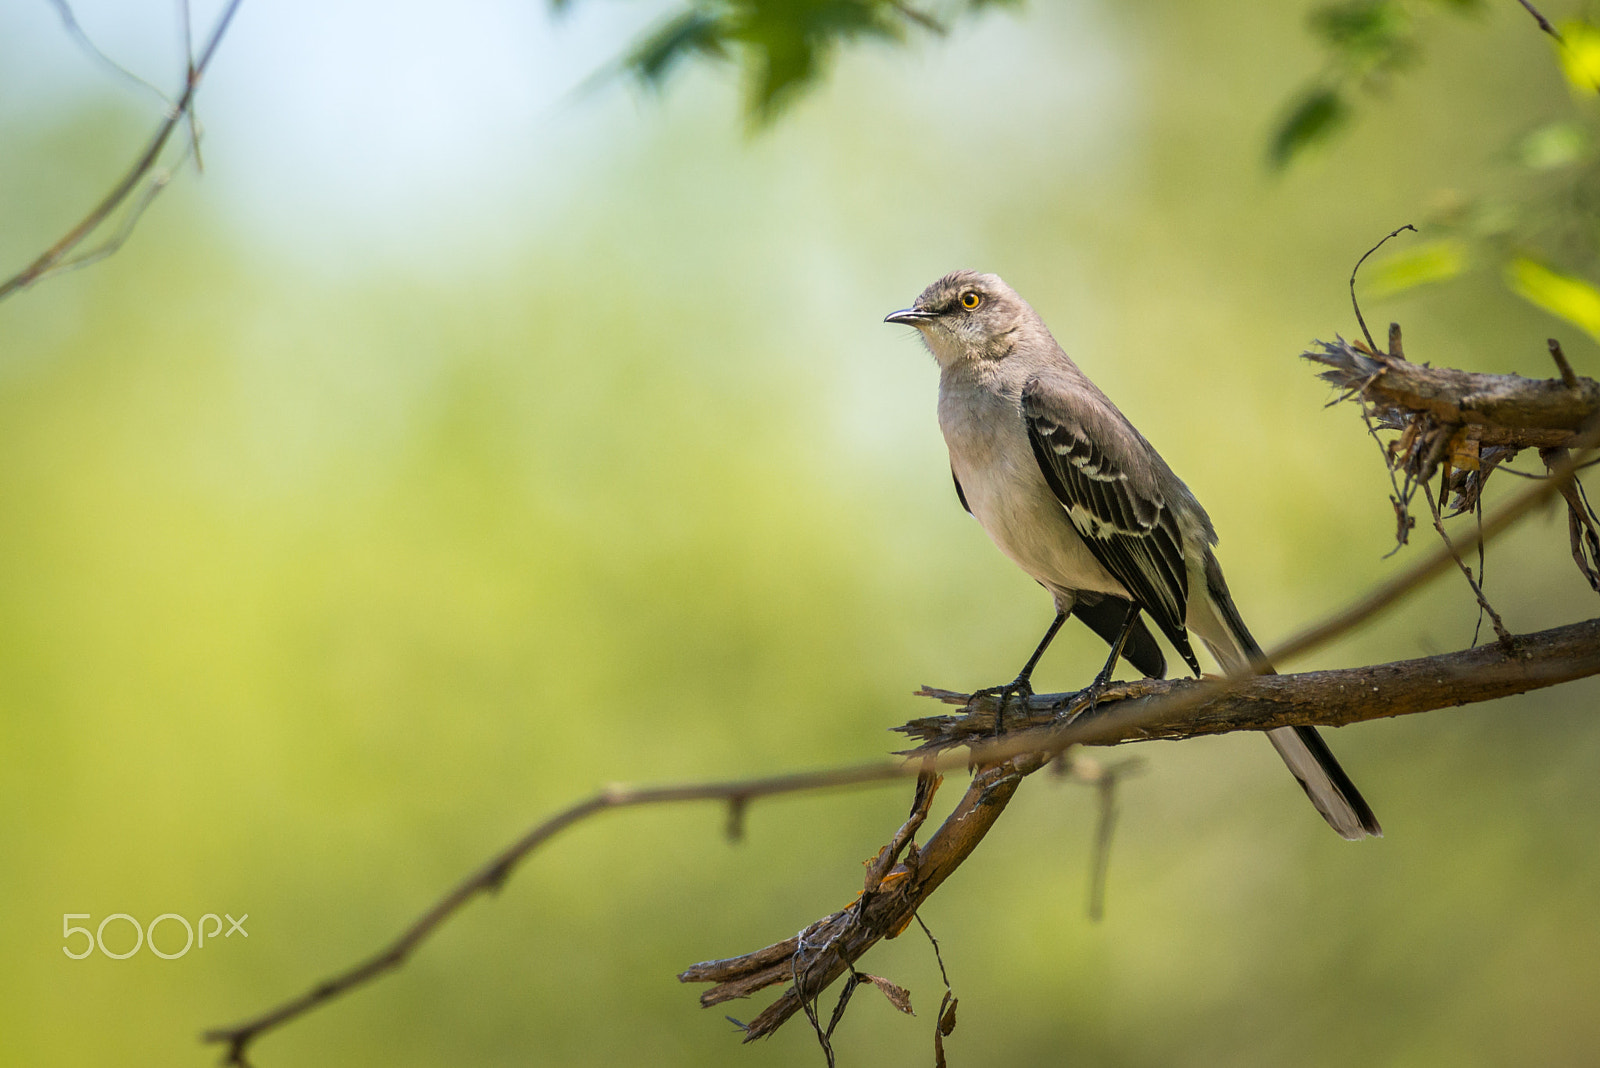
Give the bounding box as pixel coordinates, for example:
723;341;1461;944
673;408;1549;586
1194;553;1382;841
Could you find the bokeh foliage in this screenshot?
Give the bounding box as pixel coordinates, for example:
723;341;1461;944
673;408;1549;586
4;1;1600;1067
604;0;1018;122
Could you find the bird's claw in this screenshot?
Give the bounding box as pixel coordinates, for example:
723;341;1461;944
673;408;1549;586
968;677;1035;735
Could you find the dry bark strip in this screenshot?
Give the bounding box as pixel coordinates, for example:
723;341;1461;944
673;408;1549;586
1304;336;1600;449
684;616;1600;1038
1304;332;1600;593
680;752;1047;1041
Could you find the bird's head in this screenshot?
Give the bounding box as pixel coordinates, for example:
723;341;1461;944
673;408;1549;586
884;270;1033;368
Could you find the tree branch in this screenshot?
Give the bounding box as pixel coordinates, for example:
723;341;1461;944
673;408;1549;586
1516;0;1563;45
900;617;1600;752
200;763;916;1063
1302;330;1600;604
681;616;1600;1040
1304;336;1600;448
682;751;1048;1040
0;0;244;304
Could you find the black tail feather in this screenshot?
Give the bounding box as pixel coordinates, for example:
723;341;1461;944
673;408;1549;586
1204;550;1382;839
1073;596;1166;679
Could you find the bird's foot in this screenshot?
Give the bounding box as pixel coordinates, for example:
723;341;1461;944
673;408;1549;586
1060;666;1123;727
967;676;1035;735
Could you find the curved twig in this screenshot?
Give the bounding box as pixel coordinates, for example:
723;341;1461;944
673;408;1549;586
0;0;244;303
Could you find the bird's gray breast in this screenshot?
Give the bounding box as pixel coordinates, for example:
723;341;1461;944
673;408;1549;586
937;366;1128;601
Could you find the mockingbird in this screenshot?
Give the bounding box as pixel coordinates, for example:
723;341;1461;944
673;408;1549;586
887;270;1380;840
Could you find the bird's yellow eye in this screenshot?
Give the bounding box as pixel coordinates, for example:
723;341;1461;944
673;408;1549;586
961;292;981;310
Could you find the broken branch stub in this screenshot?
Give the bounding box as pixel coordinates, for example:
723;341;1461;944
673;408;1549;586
1305;331;1600;588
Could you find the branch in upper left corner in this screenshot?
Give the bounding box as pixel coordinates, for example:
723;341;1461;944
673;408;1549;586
0;0;244;304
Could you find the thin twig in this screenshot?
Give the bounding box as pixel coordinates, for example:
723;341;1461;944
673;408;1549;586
0;0;244;303
1496;457;1600;478
1080;757;1140;922
179;0;205;173
1361;402;1413;557
1474;495;1488;648
1550;338;1579;390
202;766;914;1062
52;160;182;275
1517;0;1563;43
799;935;839;1067
913;913;950;991
1267;428;1599;668
889;0;945;34
46;0;172;104
913;914;957;1068
1422;479;1514;650
1349;224;1417;353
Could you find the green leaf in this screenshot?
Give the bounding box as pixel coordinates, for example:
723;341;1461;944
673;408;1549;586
1311;0;1413;68
602;0;983;127
623;9;730;86
1506;257;1600;341
1557;20;1600;93
1367;238;1468;296
734;0;903;124
1270;86;1349;169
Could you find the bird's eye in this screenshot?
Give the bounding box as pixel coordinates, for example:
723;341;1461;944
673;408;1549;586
961;292;982;310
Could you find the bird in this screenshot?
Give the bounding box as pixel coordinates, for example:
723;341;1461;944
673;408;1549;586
886;269;1380;840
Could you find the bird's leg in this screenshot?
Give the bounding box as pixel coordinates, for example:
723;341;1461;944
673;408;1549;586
1077;603;1141;721
969;610;1067;734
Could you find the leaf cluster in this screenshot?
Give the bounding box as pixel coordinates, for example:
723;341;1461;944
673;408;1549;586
1277;5;1600;350
1271;0;1481;169
589;0;1015;123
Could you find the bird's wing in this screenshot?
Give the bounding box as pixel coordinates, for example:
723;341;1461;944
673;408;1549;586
958;465;1164;677
1021;375;1199;673
952;468;972;515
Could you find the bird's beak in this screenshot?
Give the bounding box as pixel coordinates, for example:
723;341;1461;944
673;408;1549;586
885;307;935;326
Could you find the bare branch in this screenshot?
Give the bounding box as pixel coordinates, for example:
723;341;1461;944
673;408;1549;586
1064;754;1140;922
685;616;1600;1039
1549;338;1580;391
1307;335;1600;597
888;1;945;35
682;751;1050;1039
200;764;914;1062
1306;338;1600;447
902;617;1600;753
0;0;244;303
1348;225;1417;353
46;0;172;104
201;606;1600;1058
179;0;205;173
1422;479;1513;650
1517;0;1563;44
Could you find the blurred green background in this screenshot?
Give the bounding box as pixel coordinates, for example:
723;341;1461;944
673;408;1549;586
4;1;1600;1065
